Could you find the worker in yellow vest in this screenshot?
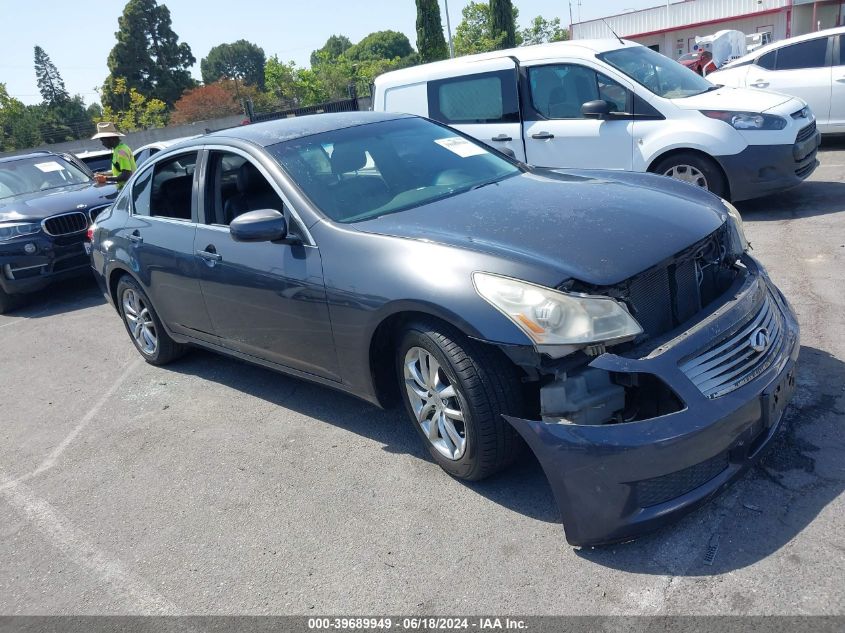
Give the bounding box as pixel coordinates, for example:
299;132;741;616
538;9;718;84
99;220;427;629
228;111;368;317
91;121;137;184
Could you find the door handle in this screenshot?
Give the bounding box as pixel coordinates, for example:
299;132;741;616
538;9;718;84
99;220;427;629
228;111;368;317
196;249;222;262
491;134;512;142
750;80;769;88
836;77;845;83
531;131;555;140
128;232;143;244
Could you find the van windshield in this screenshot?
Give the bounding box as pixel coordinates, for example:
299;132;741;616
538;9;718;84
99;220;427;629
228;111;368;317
268;117;521;223
598;46;714;99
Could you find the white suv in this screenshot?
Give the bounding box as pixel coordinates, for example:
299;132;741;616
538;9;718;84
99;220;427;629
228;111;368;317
709;26;845;135
374;39;820;201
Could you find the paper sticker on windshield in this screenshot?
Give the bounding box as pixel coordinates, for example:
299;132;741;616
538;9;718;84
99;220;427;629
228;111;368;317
34;161;65;173
435;137;486;158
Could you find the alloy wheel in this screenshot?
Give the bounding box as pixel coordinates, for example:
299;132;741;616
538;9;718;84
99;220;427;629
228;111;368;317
403;346;467;460
664;164;709;189
122;288;158;355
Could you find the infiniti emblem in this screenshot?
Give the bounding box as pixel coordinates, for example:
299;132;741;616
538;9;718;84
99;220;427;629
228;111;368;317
749;327;770;353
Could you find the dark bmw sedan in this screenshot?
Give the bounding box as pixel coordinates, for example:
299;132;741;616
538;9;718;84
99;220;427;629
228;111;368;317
0;151;117;313
89;112;799;546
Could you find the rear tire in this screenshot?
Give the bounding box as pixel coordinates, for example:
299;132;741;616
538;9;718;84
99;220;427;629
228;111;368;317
653;151;727;199
396;319;524;481
116;276;187;365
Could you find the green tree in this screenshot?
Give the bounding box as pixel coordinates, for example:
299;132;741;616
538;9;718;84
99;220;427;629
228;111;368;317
0;86;43;151
201;40;266;89
416;0;449;63
97;77;168;132
490;0;516;49
454;2;521;56
521;16;569;46
103;0;195;109
310;35;353;67
345;30;414;61
33;46;69;106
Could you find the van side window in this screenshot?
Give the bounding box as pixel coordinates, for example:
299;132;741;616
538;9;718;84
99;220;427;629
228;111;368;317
427;70;519;124
529;65;628;119
774;38;828;70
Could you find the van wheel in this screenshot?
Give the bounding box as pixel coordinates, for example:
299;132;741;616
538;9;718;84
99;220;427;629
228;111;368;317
653;152;727;198
396;319;524;481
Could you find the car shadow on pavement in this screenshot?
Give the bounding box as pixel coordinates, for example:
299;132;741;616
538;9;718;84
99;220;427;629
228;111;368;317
737;181;845;220
162;343;843;563
0;274;104;319
165;348;560;523
576;345;845;574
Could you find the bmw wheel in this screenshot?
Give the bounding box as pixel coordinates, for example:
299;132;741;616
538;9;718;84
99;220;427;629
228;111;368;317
396;319;523;481
116;276;186;365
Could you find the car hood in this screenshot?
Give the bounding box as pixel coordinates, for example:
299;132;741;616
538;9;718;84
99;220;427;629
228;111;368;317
350;169;727;287
0;182;118;223
672;85;794;112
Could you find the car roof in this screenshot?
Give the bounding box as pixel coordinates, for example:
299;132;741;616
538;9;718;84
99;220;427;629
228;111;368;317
75;149;113;158
375;39;639;88
0;150;60;165
724;25;845;67
134;135;201;153
205;111;413;147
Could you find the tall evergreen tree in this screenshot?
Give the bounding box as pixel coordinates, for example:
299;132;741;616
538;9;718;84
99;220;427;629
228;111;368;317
416;0;449;63
33;46;69;106
490;0;517;49
103;0;196;109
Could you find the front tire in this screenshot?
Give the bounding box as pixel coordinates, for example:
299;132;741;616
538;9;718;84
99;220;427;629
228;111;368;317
653;151;727;199
396;319;524;481
116;276;186;365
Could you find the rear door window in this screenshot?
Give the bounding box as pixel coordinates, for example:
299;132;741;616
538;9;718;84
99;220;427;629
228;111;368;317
428;70;519;124
149;153;198;220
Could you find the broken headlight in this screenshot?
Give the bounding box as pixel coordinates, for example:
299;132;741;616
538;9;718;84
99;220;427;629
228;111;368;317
722;199;748;254
473;272;643;356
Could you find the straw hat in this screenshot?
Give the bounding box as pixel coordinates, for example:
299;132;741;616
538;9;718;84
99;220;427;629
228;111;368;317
91;121;125;140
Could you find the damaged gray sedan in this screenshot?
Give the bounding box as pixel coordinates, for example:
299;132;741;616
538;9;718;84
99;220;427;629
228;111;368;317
89;112;799;546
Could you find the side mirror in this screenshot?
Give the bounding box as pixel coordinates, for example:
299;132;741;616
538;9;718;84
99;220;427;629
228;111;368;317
499;147;516;159
230;209;288;242
581;100;612;119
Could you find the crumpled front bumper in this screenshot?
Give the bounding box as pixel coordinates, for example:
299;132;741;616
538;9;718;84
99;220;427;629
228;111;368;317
505;260;800;546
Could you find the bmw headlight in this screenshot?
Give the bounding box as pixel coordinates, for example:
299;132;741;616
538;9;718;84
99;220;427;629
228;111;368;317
473;272;643;354
0;222;41;242
701;110;787;130
722;199;749;253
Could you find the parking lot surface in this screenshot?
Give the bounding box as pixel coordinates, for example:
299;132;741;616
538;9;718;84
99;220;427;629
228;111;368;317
1;139;844;615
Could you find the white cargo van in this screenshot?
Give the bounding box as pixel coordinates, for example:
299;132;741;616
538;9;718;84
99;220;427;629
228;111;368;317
373;39;820;201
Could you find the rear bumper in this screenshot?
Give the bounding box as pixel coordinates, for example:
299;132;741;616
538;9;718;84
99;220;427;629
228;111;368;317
505;260;800;546
0;236;90;296
716;132;820;202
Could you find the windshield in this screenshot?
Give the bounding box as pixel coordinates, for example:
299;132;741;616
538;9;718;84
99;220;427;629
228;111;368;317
0;155;91;200
268;117;521;223
599;46;714;98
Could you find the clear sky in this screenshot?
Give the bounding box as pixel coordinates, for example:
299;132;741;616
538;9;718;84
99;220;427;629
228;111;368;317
0;0;658;106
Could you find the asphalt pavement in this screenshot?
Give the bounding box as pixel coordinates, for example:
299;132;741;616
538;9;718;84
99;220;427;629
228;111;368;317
1;138;843;615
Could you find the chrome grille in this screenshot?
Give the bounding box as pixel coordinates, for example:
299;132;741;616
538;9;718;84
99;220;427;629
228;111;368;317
796;121;816;143
42;211;88;236
680;291;785;398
